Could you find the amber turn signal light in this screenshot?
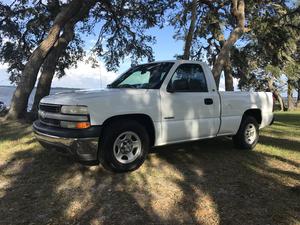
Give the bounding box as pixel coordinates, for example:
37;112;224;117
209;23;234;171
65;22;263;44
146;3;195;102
75;122;91;129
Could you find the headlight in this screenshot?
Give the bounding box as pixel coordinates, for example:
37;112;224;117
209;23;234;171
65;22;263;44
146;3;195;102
61;105;89;115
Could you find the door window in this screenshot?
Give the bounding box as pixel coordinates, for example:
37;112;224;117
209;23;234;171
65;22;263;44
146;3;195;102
168;64;208;92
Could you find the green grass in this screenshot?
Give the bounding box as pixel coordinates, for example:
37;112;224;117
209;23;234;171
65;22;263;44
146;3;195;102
0;112;299;225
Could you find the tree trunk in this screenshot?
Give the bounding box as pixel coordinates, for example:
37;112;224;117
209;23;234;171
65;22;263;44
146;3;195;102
297;79;300;108
212;0;246;88
212;27;244;87
31;23;75;116
182;0;197;60
273;89;285;111
287;80;295;111
224;58;234;91
5;0;84;120
267;76;286;111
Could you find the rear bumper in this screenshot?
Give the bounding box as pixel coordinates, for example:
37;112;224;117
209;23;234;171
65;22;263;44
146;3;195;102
33;121;101;161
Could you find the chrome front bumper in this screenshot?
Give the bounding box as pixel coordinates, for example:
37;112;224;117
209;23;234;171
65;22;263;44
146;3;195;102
34;130;99;161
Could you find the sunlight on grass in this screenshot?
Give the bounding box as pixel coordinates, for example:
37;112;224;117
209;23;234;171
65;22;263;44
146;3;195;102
256;111;300;160
0;112;299;224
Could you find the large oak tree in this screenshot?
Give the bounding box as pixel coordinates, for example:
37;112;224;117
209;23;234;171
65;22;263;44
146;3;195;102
170;0;299;94
2;0;169;119
4;0;95;119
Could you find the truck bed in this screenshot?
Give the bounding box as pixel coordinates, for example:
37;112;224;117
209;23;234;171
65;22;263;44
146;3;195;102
218;91;273;135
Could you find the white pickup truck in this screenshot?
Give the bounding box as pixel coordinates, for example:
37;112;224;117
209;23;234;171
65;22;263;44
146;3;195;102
33;60;274;172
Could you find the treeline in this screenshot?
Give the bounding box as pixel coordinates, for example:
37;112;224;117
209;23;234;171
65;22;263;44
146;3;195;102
0;0;299;120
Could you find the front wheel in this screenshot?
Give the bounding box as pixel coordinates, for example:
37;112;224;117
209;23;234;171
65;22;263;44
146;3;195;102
233;116;259;150
99;120;149;172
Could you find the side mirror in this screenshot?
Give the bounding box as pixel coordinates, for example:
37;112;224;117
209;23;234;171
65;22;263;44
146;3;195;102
167;79;188;93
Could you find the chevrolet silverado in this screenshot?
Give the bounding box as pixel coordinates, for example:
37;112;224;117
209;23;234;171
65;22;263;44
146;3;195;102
33;60;274;172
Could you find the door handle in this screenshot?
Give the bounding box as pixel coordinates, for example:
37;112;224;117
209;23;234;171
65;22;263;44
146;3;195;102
204;98;213;105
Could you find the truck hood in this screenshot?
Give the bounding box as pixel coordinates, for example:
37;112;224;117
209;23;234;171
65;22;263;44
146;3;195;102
40;88;148;105
40;88;160;126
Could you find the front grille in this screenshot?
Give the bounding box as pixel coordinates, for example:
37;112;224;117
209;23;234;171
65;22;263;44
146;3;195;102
39;117;60;127
39;103;61;127
38;103;89;129
39;103;61;113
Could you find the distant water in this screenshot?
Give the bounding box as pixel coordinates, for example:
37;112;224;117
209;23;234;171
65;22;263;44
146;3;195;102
0;86;80;110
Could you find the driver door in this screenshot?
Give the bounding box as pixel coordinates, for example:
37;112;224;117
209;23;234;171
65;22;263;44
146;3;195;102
159;63;220;143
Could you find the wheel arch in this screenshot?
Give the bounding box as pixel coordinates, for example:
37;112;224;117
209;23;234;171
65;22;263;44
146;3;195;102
101;113;156;146
242;108;262;124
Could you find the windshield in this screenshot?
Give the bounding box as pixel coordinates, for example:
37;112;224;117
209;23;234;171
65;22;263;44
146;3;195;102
108;62;174;89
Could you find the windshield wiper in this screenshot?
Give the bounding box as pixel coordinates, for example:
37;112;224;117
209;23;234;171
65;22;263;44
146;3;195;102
117;84;138;89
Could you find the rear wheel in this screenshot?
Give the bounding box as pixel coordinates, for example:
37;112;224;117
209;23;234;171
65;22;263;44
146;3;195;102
99;120;149;172
233;116;259;150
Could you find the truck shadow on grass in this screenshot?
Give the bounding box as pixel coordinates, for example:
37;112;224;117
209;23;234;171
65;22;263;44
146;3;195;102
153;137;300;224
274;113;300;127
1;126;299;225
259;135;300;153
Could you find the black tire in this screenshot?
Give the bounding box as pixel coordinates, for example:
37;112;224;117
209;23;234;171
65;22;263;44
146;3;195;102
99;119;149;172
233;116;259;150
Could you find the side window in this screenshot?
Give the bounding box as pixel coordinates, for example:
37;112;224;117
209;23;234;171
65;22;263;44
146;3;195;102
168;64;208;92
